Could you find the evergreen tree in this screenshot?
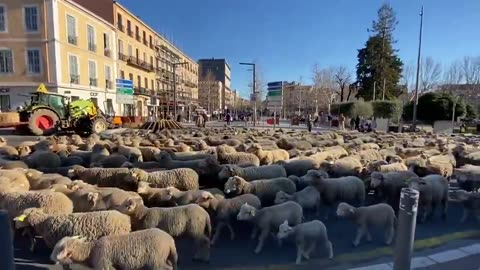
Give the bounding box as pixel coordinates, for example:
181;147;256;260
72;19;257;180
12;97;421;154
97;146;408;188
356;3;403;100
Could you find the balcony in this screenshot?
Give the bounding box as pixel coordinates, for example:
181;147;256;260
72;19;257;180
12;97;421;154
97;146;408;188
68;35;78;45
143;38;148;46
127;29;133;37
134;87;150;96
104;49;111;58
105;80;113;89
70;75;80;84
118;24;124;32
89;78;98;87
118;53;129;62
126;56;154;72
88;43;97;52
136;34;141;42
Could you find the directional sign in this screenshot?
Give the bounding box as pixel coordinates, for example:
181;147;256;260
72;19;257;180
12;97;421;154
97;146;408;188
116;79;134;104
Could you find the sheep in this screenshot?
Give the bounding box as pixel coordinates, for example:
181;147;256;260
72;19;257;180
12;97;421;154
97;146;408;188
89;144;111;165
50;185;99;213
196;191;261;245
237;201;303;254
131;141;161;162
170;150;216;161
97;154;129;168
449;189;480;223
302;170;365;220
277;159;320;177
0;168;30;192
121;161;164;170
137;184;207;206
218;164;287;183
370;171;419;212
322;156;363;177
125;168;199;191
359;143;380;151
217;145;260;166
14;208;131;252
58;152;84;167
367;160;408;173
155;152;221;179
407;175;449;223
0;136;6;147
224;176;296;206
116;140;143;162
67;166;136;191
336;202;396;247
277;220;333;264
24;169;71;190
354;149;384;164
26;142;62;169
247;143;289;165
0;159;29;169
116;199;211;262
0;145;19;159
274;186;321;216
50;229;178;270
454;164;480;192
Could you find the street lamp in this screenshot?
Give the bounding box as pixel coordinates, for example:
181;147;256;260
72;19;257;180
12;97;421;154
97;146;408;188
172;61;188;119
240;62;257;127
412;5;424;131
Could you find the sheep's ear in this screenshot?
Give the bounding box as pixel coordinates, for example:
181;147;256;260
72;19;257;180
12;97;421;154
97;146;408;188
227;165;234;173
349;208;355;214
0;137;5;142
87;192;99;203
250;209;255;216
126;199;136;211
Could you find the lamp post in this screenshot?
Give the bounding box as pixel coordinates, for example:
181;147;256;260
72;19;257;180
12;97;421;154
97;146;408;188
412;5;424;131
240;62;256;127
172;61;188;120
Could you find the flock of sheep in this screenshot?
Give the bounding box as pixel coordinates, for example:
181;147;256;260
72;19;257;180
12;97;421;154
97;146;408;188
0;127;480;269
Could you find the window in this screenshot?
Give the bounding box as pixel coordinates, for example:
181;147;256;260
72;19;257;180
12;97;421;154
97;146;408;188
68;54;79;84
24;6;39;32
135;26;139;40
106;99;114;115
103;33;110;50
127;20;131;36
88;61;97;86
105;65;112;88
137;75;141;87
67;15;77;45
135;48;139;60
87;25;96;52
150;56;153;67
0;49;13;74
27;49;41;74
129;73;133;81
144;78;148;89
118;39;123;54
143;52;147;62
151;80;154;90
117;13;123;31
120;70;125;79
128;45;132;57
90;97;98;106
143;31;146;44
149;35;153;48
0;95;10;112
0;5;6;32
70;96;79;102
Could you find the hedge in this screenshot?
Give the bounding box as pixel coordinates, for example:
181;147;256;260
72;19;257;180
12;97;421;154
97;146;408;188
372;100;403;119
331;100;401;119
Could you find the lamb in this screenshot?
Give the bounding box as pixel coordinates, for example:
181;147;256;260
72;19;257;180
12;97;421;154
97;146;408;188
50;185;99;212
218;164;287;183
224;176;296;206
217;145;260;166
274;186;321;216
50;229;177;270
196;191;261;245
14;208;131;251
24;169;71;190
26;141;62;169
247;143;289;165
125;168;199;191
237;201;303;254
302;170;365;219
137;183;207;206
370;171;419;212
116;199;211;262
449;189;480;223
67;166;136;191
0;190;73;219
0;168;31;192
407;175;449;223
277;159;320;177
336;202;396;247
277;220;333;264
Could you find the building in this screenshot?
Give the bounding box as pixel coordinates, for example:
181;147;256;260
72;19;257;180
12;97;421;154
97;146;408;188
0;0;197;117
198;80;222;113
282;82;315;117
198;58;231;111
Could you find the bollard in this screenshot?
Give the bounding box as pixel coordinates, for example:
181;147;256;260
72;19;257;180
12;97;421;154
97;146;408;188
393;188;419;270
0;210;15;270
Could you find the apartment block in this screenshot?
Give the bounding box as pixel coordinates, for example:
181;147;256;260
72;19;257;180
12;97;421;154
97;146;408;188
283;82;315;116
198;58;231;112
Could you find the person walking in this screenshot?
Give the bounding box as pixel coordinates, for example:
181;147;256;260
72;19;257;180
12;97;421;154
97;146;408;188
355;115;361;130
226;112;231;126
338;113;345;130
306;114;313;132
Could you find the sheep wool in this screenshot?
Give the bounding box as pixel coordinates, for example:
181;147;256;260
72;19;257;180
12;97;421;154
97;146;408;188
50;229;177;270
0;190;73;219
248;143;289;165
67;167;135;191
218;164;287;182
274;186;321;216
127;168;199;191
408;175;449;223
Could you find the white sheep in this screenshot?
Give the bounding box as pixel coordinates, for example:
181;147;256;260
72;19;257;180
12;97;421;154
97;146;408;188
217;145;260;166
196;191;261;245
0;168;30;193
237;201;303;254
336;202;396;247
449;189;480;223
126;168;199;191
407;175;449;223
224;176;296;206
274;186;321;216
50;229;177;270
247;143;290;165
218;164;287;182
137;183;205;206
277;220;333;264
116;140;143;162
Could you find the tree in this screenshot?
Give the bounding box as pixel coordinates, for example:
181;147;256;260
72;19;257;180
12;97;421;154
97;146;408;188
334;66;352;102
203;70;216;114
312;64;337;113
462;56;480;85
401;62;415;91
444;60;464;85
356;3;403;100
420;57;442;93
403;92;466;124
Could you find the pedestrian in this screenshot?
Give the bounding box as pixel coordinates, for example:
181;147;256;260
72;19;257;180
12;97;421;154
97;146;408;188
338;113;345;130
350;117;356;130
306;114;313;132
327;114;332;127
226;112;231;126
355;115;360;130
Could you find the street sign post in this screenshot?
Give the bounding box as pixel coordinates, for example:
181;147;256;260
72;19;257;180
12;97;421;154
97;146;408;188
116;79;134;104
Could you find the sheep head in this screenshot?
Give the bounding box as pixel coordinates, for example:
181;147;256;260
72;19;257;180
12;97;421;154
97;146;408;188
117;198;138;214
50;236;88;264
224;176;244;195
218;165;238;180
370;172;385;188
303;170;328;186
14;207;44;228
195;191;215;208
277;220;293;239
237;203;256;220
125;168;146;184
274;191;290;205
336;202;355;218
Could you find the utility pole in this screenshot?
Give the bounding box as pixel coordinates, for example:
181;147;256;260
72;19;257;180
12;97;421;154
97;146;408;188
240;62;257;126
172;61;188;120
382;78;386;100
373;81;377;101
412;5;424;131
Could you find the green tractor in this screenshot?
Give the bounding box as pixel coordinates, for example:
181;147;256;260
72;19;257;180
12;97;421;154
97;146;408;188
17;91;109;136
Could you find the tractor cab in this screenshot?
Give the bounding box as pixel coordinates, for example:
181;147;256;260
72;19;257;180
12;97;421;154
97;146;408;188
27;92;69;119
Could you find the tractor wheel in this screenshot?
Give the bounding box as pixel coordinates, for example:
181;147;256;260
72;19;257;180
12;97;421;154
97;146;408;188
28;109;59;136
89;117;108;134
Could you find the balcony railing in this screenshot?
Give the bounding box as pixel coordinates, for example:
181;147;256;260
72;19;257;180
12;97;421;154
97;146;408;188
126;56;154;72
118;24;124;32
127;29;133;37
134;87;149;95
136;34;141;42
88;43;97;52
68;35;78;45
89;78;98;87
104;49;111;57
143;38;148;46
70;74;80;84
118;53;129;62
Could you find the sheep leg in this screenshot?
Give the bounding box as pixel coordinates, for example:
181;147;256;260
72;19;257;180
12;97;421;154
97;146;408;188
295;242;305;265
429;202;437;220
460;209;470;224
315;198;322;217
325;240;334;259
226;223;236;240
250;226;258;240
366;230;373;242
304;242;316;260
441;198;448;221
193;236;211;263
211;222;226;245
62;265;73;270
385;225;395;245
254;229;269;254
352;226;367;247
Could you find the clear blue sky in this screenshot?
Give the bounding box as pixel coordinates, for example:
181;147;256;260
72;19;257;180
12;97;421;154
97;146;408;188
120;0;480;98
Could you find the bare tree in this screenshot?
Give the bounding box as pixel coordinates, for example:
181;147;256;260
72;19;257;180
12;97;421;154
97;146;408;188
312;64;337;114
420;57;442;93
444;60;464;85
334;66;352;102
462;56;480;85
401;62;415;91
203;70;216;114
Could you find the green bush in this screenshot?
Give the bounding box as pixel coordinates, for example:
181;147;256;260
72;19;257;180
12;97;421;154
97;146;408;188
466;103;477;120
402;92;466;124
372;100;403;119
331;102;355;117
351;100;373;118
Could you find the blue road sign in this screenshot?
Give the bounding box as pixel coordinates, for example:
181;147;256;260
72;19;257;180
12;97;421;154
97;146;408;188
116;79;133;86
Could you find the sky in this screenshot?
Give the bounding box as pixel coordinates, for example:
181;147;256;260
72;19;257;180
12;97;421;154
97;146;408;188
120;0;480;98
